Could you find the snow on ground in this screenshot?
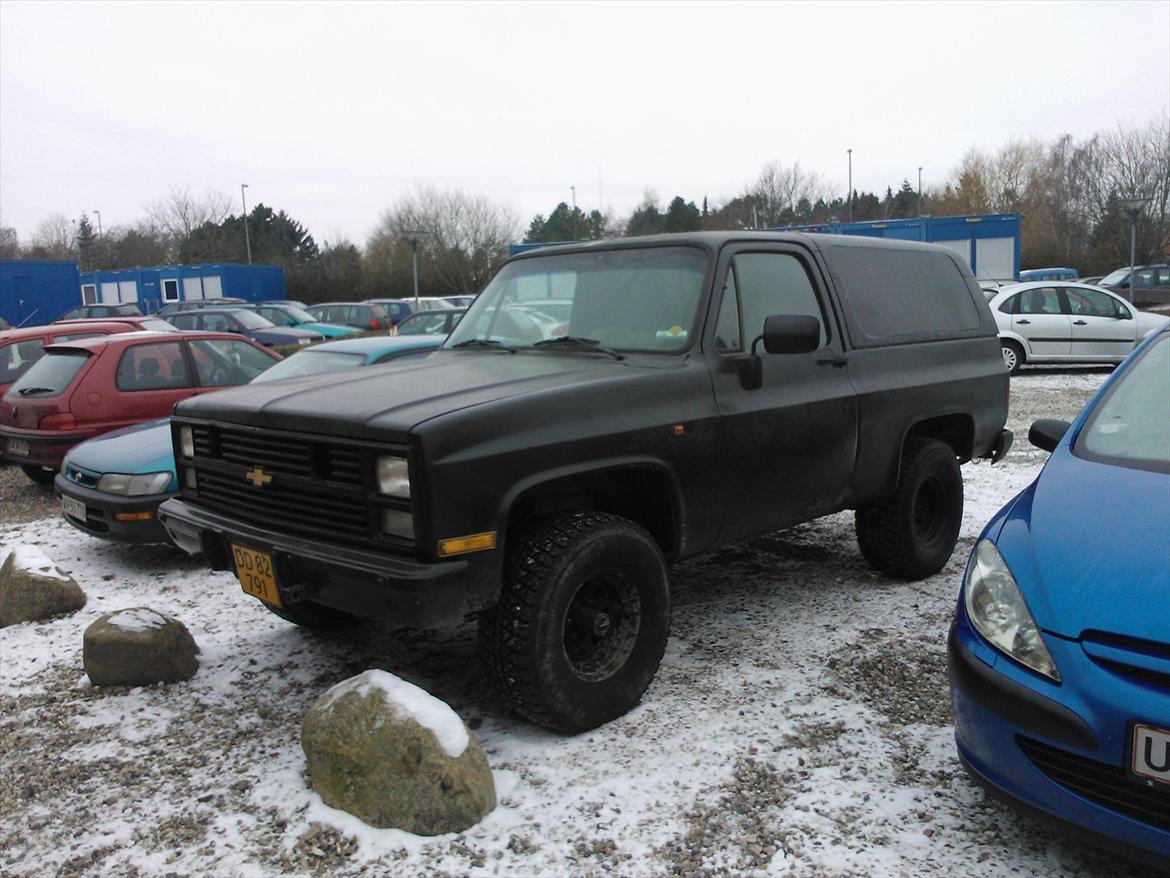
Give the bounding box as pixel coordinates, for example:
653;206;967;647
0;369;1135;877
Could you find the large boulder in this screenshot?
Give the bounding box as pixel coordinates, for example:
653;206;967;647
302;669;495;835
0;545;86;626
83;608;200;686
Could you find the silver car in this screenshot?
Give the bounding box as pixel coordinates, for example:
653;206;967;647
988;281;1169;374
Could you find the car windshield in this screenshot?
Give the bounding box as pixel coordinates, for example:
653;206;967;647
1076;334;1170;474
281;306;318;323
1098;267;1131;286
9;350;90;396
251;349;366;382
445;246;708;353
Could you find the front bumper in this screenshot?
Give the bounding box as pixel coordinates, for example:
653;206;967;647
54;473;173;544
1;427;94;469
156;497;499;628
948;617;1170;866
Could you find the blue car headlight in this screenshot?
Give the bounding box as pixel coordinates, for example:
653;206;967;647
96;472;174;496
964;540;1061;682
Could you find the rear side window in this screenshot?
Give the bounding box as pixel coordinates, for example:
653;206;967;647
9;350;90;396
829;246;983;347
171;313;198;330
0;340;47;383
115;342;191;391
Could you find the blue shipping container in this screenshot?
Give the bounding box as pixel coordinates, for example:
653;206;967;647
0;259;82;328
78;263;286;314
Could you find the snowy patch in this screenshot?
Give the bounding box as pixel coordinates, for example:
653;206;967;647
319;669;470;759
3;543;71;581
105;607;171;632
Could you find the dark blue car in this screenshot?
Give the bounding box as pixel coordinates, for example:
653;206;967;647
949;325;1169;865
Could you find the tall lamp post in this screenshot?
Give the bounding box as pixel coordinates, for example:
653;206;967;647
401;230;424;307
917;167;923;216
92;210;104;269
240;183;252;264
847;148;853;223
1119;196;1149;304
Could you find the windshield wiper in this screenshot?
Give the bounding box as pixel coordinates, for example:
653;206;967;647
533;336;624;360
17;386;57;396
451;338;517;353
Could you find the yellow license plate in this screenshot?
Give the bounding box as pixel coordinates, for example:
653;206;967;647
231;544;281;607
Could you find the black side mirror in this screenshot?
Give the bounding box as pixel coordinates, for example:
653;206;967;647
761;314;821;354
1029;418;1071;453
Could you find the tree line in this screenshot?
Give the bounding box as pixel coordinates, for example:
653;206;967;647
1;113;1165;303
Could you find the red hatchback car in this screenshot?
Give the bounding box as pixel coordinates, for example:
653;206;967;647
0;331;280;483
0;322;145;399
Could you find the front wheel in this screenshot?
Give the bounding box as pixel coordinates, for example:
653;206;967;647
478;511;670;734
855;438;963;580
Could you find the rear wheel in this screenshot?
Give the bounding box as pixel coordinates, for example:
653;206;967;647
855;438;963;580
478;511;670;734
1001;340;1024;375
21;465;55;486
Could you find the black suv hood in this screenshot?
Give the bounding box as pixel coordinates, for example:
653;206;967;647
173;350;670;440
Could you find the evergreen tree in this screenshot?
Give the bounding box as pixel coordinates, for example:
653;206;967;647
663;196;702;232
76;214;97;270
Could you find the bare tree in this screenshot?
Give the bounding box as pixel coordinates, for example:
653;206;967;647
28;213;76;259
0;225;18;258
145;187;233;259
366;186;521;295
749;160;831;226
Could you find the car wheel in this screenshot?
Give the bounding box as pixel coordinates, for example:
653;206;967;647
20;464;55;486
261;600;362;630
1001;340;1024;375
478;511;670;734
855;437;963;580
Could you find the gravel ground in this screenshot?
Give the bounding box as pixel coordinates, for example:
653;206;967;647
1;366;1145;877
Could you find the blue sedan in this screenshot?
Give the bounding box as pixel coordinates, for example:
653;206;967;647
56;336;443;544
948;325;1169;865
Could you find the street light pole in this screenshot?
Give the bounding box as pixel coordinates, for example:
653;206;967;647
92;210;104;269
402;230;424;308
1119;196;1149;305
240;183;252;264
917;167;923;216
847;149;853;223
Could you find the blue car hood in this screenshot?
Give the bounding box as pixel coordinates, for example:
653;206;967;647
66;418;177;484
996;446;1170;642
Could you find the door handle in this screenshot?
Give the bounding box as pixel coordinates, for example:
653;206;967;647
816;354;848;367
1017;319;1031;324
1073;320;1087;325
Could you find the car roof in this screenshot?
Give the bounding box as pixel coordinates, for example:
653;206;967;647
990;281;1119;299
311;301;364;306
401;308;465;317
1;321;139;342
302;335;444;356
41;330;263;353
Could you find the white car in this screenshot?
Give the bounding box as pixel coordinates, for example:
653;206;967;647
988;281;1169;374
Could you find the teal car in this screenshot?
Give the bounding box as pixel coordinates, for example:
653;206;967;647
250;302;359;339
55;335;443;544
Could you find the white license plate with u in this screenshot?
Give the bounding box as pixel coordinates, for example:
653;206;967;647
1132;724;1170;786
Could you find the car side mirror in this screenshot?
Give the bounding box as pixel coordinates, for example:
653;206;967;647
1029;418;1070;453
761;314;821;354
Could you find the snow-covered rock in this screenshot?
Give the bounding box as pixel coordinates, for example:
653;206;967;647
0;544;86;626
301;669;495;835
83;607;200;686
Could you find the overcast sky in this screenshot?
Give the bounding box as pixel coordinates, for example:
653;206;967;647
1;1;1167;247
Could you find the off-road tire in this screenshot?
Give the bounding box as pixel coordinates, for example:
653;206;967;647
262;600;361;630
21;464;55;486
478;511;670;734
855;437;963;580
1001;340;1024;375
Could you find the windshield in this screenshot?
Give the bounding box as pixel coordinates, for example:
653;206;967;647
1098;267;1130;286
9;350;91;396
281;306;318;323
251;349;365;382
1076;334;1170;474
231;310;275;329
445;246;708;353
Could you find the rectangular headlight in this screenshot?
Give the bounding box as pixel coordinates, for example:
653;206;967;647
179;426;195;458
375;455;410;498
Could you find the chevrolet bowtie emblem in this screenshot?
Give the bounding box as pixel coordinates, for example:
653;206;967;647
244;467;273;487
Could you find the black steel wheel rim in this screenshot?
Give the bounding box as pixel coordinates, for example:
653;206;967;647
912;476;946;545
562;573;642;682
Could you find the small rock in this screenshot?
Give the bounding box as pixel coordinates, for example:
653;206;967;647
0;547;86;626
83;608;200;686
